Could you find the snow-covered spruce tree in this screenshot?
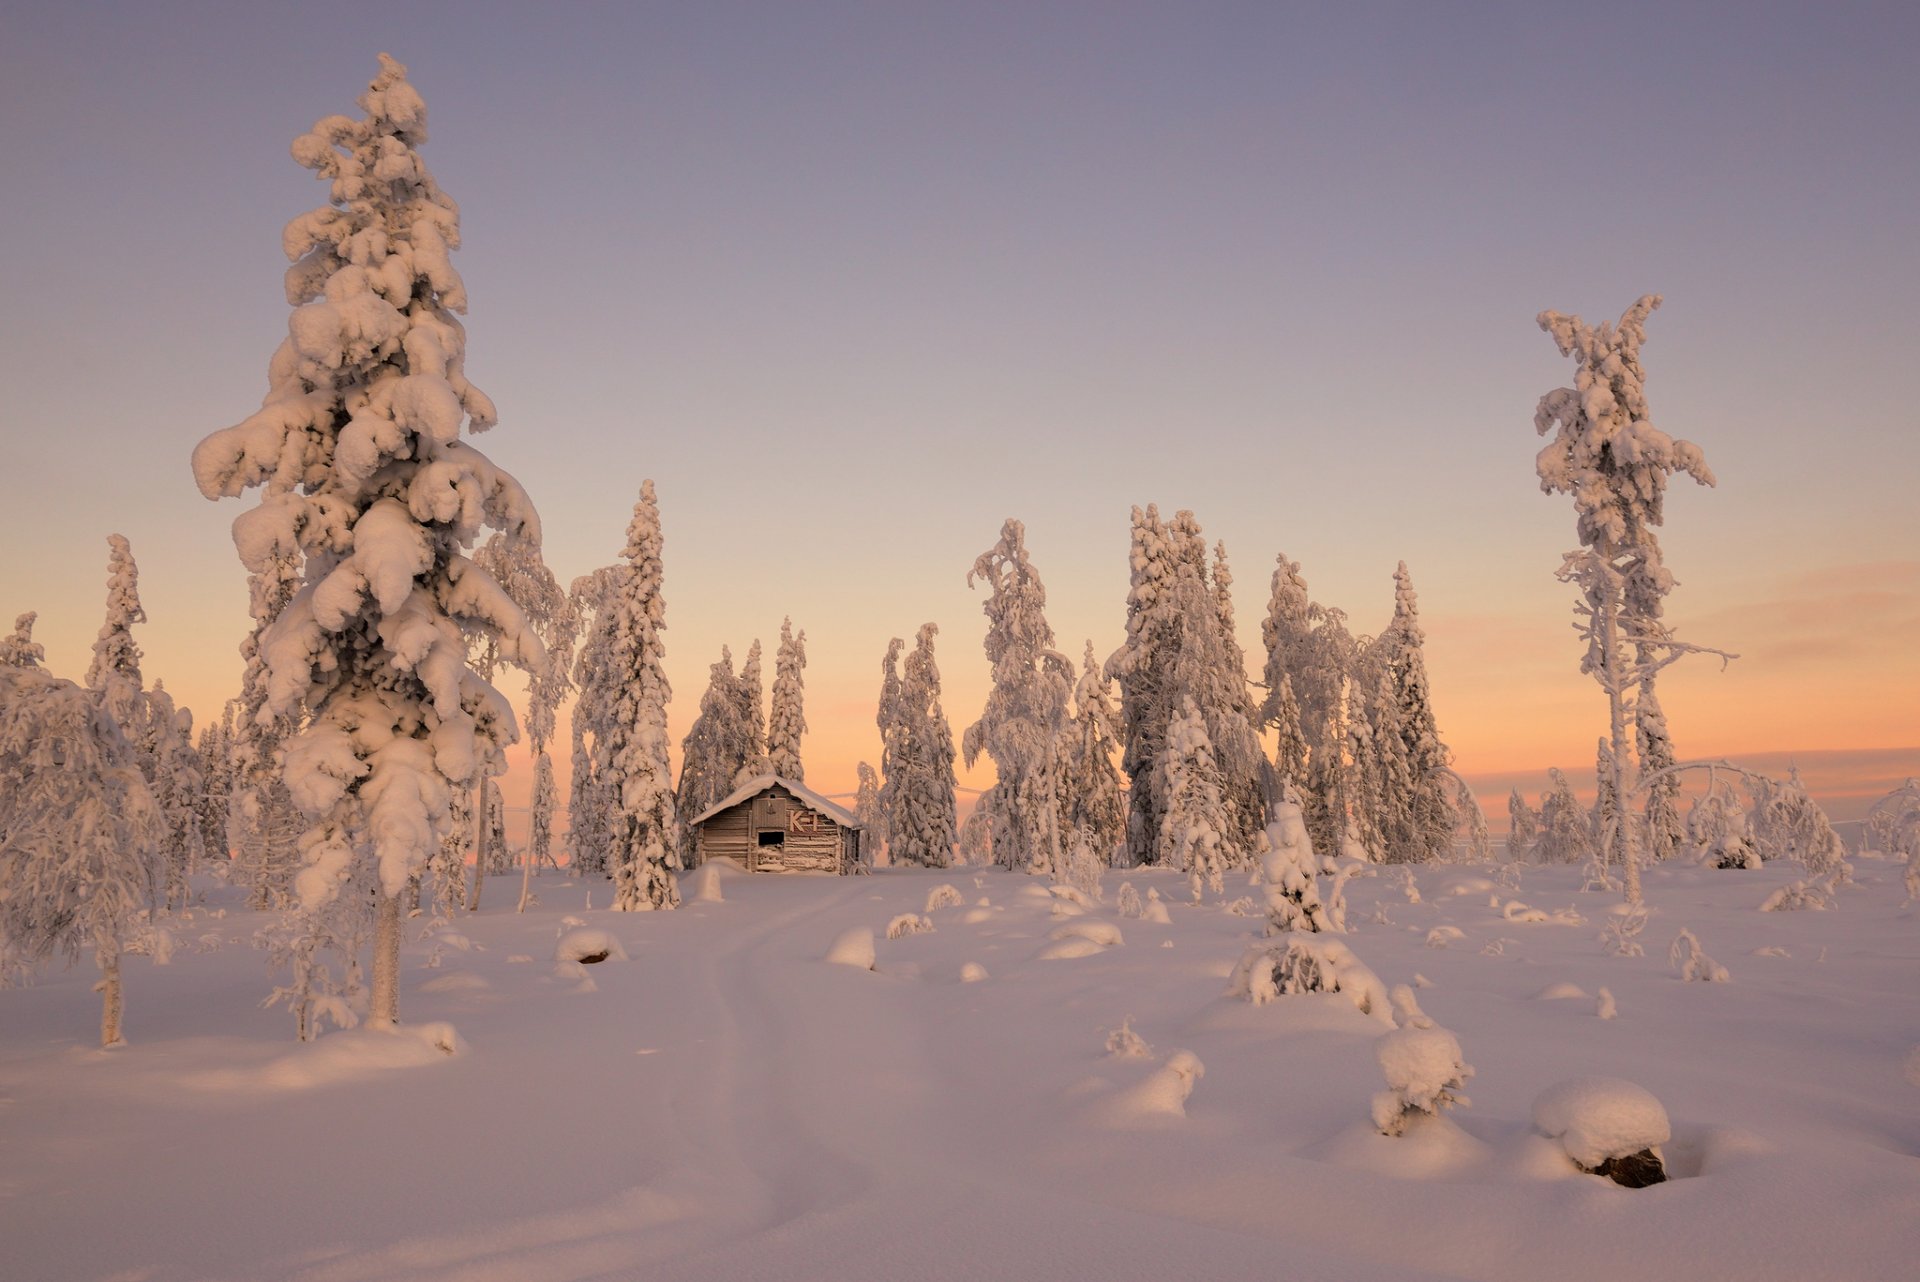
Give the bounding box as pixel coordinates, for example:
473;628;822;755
1158;695;1233;899
1637;682;1684;862
1260;789;1330;933
86;534;146;718
732;638;770;784
142;683;206;910
767;617;808;781
194;704;235;866
1172;528;1265;859
963;519;1073;874
228;510;305;909
890;624;957;867
1686;775;1758;869
1107;505;1178;865
1296;604;1361;860
674;646;743;864
566;567;619;876
1507;788;1539;861
191;56;542;1025
1260;553;1313;731
1593;738;1622;871
0;664;166;1045
589;483;680;911
1369;564;1456;862
2;612;45;668
1534;768;1592;865
528;751;559;878
875;636;907;857
1750;767;1848;878
853;761;882;869
1535;294;1722;904
1061;640;1126;864
1268;672;1308;799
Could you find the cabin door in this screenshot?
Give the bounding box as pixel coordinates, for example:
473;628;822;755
750;795;786;869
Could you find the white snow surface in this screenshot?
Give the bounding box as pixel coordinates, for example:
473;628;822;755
2;859;1918;1280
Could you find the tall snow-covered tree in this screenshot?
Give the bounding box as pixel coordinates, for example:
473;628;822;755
890;624;957;867
191;56;542;1025
733;639;771;784
194;704;235;865
1297;606;1359;858
1268;672;1308;797
1107;505;1178;865
852;761;881;869
875;636;906;856
86;534;145;715
1368;564;1456;862
567;567;619;876
1636;682;1683;862
767;617;808;781
1060;640;1126;864
676;646;756;864
142;683;205;910
1535;294;1720;903
1260;553;1313;729
964;520;1072;874
1506;788;1539;861
586;483;680;911
228;509;304;910
0;664;166;1045
1;612;44;668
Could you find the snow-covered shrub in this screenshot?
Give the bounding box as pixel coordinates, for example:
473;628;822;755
1227;936;1391;1021
1371;985;1473;1136
1105;1016;1154;1059
1863;778;1920;859
1141;886;1172;924
1532;1076;1671;1186
1689;781;1759;869
886;913;934;940
554;928;626;966
824;927;876;970
1534;769;1592;865
1062;828;1105;902
1115;881;1143;919
924;883;964;914
1669;928;1728;982
1425;926;1466;949
1599;904;1648;958
1750;770;1849;880
1758;878;1836;912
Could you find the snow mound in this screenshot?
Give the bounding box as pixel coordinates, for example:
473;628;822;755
1371;1023;1473;1136
961;907;994;925
1532;982;1589;1001
959;962;989;983
1049;920;1124;948
1093;1050;1205;1125
886;913;934;940
554;928;626;965
1141;888;1172;924
1532;1076;1672;1170
688;863;724;903
1425;926;1465;949
825;927;876;970
417;970;490;994
1038;936;1109;961
257;1023;464;1092
924;884;964;913
1227;937;1392;1022
1759;879;1834;912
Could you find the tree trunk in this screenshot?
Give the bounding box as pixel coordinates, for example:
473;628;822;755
466;778;486;913
1601;577;1641;906
97;945;125;1048
369;886;402;1026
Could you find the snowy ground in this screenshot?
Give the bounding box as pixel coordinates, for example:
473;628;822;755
3;855;1917;1281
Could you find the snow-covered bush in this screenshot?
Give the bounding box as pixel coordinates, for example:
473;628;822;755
1259;798;1330;933
1105;1016;1153;1059
885;913;934;940
1115;881;1143;919
1095;1050;1206;1125
1758;878;1836;912
1061;828;1105;902
1750;769;1848;879
1599;904;1649;957
1227;936;1391;1021
924;883;964;914
554;928;626;965
1688;781;1759;869
1141;886;1172;924
1669;928;1729;982
1534;768;1592;865
1532;1076;1670;1186
1371;985;1473;1136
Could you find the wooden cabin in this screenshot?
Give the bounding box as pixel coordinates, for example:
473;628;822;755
688;774;862;874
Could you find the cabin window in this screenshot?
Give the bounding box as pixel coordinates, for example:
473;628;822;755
756;831;784;848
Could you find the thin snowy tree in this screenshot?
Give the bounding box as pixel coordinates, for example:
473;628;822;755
1;612;45;668
675;646;755;865
852;761;882;869
579;483;680;911
875;636;907;856
1268;672;1309;798
1534;768;1592;865
1637;682;1684;861
890;624;957;867
1535;294;1724;904
1060;640;1126;865
1368;564;1456;862
194;704;235;865
767;617;808;781
1169;528;1265;858
142;683;206;910
192;56;542;1025
0;664;166;1045
964;519;1073;874
1294;601;1361;860
567;567;620;876
1107;505;1178;865
1507;788;1539;862
86;534;145;720
1158;695;1234;899
1260;788;1330;934
228;511;304;910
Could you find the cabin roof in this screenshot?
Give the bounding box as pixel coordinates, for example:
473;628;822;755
687;773;862;830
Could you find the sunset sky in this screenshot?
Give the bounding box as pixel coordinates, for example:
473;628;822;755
2;3;1914;828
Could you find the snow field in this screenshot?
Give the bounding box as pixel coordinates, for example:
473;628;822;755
1;855;1917;1281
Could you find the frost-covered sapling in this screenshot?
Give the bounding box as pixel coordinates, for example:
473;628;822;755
1115;881;1143;919
886;913;934;940
1670;928;1729;982
1061;827;1105;902
1259;796;1330;933
1371;985;1473;1136
1688;780;1759;869
1228;935;1392;1020
1599;903;1649;957
0;665;166;1045
1105;1016;1154;1059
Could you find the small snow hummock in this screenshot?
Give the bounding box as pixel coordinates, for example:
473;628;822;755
825;927;876;970
1094;1050;1205;1126
959;962;989;983
1050;919;1124;948
1532;1076;1671;1186
1371;986;1473;1136
1596;987;1618;1020
1759;878;1836;912
1670;928;1730;982
688;863;724;903
1227;936;1392;1022
886;913;934;940
554;928;626;966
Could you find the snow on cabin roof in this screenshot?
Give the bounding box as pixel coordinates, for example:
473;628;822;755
688;774;862;831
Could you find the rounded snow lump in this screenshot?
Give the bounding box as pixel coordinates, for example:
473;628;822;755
1532;1076;1671;1169
825;927;876;970
555;928;626;965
